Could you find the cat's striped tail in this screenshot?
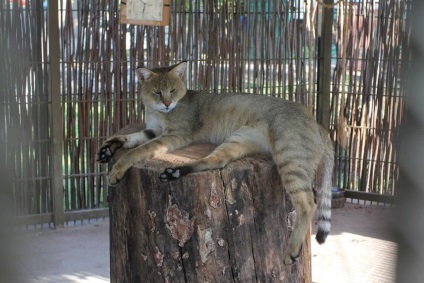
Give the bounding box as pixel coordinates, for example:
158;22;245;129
315;129;334;244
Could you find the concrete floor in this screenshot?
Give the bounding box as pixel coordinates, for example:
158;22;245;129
16;221;110;283
14;202;397;283
311;202;397;283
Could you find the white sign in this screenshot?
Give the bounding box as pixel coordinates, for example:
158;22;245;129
126;0;164;21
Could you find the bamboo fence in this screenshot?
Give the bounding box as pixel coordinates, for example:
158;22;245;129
1;0;52;217
330;0;411;195
59;0;319;213
0;0;412;223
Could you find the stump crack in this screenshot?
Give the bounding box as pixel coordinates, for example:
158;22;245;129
249;162;260;283
219;169;237;282
179;247;189;283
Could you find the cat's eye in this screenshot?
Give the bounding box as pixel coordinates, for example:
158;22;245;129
154;90;162;96
170;89;176;93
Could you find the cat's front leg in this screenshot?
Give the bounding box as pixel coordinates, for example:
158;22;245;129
108;134;192;186
97;129;160;163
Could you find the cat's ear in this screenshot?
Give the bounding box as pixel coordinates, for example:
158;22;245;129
136;67;155;84
169;61;187;79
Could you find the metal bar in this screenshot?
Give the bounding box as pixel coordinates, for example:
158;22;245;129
49;0;65;229
12;208;109;227
343;190;396;204
317;0;334;129
64;208;109;222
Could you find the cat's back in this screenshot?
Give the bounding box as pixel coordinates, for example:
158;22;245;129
193;92;315;124
184;91;321;143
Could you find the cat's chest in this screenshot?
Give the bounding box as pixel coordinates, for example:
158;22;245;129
146;112;165;130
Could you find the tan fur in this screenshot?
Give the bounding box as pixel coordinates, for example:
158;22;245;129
97;61;334;265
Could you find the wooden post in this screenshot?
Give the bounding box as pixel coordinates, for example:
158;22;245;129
109;130;311;282
317;0;334;129
49;0;65;228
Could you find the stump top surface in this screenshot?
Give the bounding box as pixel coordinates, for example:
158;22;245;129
130;143;274;171
131;143;217;170
153;143;217;163
113;125;219;167
114;124;271;168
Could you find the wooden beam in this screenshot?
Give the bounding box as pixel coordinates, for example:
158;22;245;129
13;213;54;227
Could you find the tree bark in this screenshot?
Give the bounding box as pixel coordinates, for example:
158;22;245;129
109;129;311;283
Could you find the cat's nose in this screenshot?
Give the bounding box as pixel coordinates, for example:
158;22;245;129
163;101;172;107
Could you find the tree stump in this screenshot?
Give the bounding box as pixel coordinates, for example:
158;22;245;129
109;129;311;283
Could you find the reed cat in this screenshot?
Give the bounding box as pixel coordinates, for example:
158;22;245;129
97;61;334;265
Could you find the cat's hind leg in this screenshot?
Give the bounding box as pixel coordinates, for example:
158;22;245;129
275;156;317;265
282;188;315;265
160;126;269;182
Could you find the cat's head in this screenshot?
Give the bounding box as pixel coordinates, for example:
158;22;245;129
136;61;187;113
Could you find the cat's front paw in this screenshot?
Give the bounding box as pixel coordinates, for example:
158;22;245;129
283;243;303;266
97;136;128;163
107;163;126;186
159;168;182;182
159;166;193;183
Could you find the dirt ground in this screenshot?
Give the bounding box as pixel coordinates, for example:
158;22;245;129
13;201;397;283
